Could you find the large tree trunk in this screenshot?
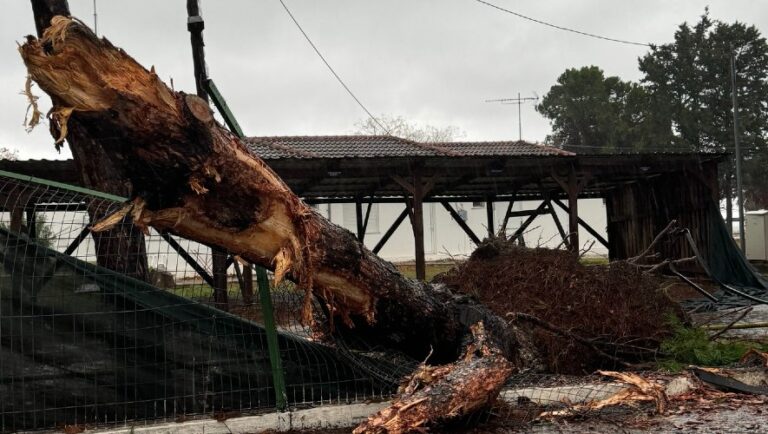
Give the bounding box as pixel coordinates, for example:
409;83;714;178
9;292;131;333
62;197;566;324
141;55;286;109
19;17;538;430
29;0;150;281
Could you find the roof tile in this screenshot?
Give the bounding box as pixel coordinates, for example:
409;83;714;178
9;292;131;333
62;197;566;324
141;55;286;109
245;136;569;159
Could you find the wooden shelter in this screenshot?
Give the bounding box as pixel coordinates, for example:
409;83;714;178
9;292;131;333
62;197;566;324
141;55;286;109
0;136;726;280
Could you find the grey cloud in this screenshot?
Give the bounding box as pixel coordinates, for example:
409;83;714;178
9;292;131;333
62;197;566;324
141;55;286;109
0;0;765;159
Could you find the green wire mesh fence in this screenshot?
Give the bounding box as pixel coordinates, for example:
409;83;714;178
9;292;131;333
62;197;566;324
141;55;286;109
0;169;668;432
0;170;415;432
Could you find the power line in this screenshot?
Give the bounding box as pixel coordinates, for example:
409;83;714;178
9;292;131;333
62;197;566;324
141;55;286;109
277;0;390;134
473;0;652;48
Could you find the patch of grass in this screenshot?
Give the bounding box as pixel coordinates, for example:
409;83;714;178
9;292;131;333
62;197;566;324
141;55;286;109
579;256;609;266
395;262;456;281
658;315;765;372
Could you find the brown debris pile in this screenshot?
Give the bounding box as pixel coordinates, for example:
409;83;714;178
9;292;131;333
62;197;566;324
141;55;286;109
437;239;680;374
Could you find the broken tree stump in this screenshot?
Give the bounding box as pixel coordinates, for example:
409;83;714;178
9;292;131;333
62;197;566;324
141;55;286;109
353;322;514;434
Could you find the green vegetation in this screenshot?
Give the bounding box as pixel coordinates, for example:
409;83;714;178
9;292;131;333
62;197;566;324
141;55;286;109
395;262;456;281
659;315;766;372
580;256;609;266
538;9;768;207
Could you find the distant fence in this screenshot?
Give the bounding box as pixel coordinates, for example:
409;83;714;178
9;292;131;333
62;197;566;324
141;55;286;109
0;170;414;432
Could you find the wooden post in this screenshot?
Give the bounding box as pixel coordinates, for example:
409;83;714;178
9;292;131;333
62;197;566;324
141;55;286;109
552;199;609;249
392;172;434;281
355;198;364;241
241;262;254;304
567;169;579;253
412;172;426;281
211;247;229;311
26;209;37;239
486;199;495;238
10;206;23;233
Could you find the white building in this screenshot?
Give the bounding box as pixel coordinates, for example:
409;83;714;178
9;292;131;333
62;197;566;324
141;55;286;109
317;198;608;263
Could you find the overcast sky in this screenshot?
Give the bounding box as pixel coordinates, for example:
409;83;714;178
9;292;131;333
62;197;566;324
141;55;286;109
1;0;766;160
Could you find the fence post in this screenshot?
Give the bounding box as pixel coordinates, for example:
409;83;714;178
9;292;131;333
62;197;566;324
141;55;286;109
202;70;288;411
256;265;287;410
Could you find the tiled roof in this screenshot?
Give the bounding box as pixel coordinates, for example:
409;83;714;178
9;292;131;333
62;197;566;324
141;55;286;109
437;141;574;157
245;135;571;159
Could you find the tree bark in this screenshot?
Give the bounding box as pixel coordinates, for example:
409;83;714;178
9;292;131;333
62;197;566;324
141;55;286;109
353;323;514;434
30;0;150;281
19;17;539;428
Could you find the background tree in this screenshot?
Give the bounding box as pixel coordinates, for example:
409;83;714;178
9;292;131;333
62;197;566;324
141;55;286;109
354;114;465;142
639;10;768;208
0;147;19;160
536;66;671;153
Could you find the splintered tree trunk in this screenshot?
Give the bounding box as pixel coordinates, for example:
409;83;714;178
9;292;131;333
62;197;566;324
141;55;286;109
20;17;537;430
30;0;150;281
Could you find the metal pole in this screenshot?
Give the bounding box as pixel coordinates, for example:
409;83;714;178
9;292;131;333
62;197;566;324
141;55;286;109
517;92;522;141
256;264;287;410
730;45;746;252
92;0;97;36
185;0;287;408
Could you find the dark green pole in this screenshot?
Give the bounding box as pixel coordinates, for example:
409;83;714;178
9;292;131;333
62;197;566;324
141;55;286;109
256;264;287;409
186;0;287;411
205;82;288;410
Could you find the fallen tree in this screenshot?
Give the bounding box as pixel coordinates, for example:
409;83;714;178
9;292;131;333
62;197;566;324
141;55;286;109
19;15;538;431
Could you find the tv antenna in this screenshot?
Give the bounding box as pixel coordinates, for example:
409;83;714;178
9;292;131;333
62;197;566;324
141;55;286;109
93;0;98;36
486;92;539;141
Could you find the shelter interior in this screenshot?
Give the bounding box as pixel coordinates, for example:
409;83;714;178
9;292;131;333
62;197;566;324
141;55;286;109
0;136;725;280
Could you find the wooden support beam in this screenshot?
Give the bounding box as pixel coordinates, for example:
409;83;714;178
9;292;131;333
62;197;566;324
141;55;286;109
539;187;569;250
486;199;495;237
552;199;609;248
552;170;587;253
362;198;373;240
499;193;516;235
393;172;434;281
159;232;216;288
510;201;548;241
505;208;550;218
547;200;569;249
372;207;409;254
64;226;91;255
355;198;365;241
411;174;427;281
440;201;481;245
567;169;579;253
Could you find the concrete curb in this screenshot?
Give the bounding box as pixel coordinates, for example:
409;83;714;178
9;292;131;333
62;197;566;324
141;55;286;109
81;403;389;434
73;377;696;434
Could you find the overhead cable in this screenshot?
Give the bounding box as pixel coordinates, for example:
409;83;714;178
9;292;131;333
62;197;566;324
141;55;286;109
277;0;390;134
474;0;652;48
